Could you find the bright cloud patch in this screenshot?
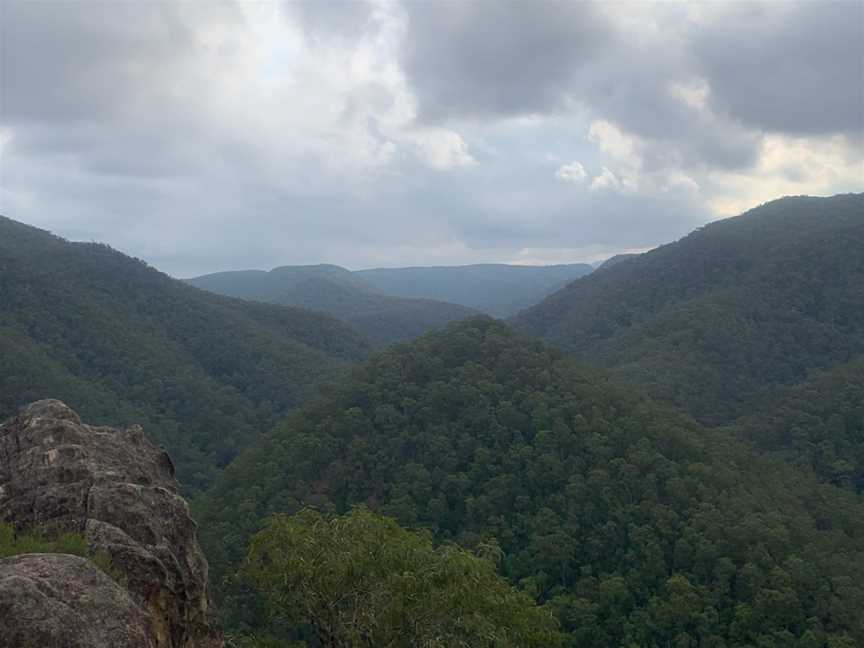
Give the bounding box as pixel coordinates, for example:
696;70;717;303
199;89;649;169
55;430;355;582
591;167;624;192
413;130;477;170
555;161;587;183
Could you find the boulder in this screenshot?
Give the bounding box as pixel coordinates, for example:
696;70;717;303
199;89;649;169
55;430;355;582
0;400;222;648
0;553;156;648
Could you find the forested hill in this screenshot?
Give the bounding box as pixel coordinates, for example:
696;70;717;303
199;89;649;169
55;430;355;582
0;216;368;489
355;262;593;317
195;318;864;646
512;193;864;426
186;264;477;345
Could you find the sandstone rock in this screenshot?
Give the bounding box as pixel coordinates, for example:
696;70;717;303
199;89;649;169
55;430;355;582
0;400;222;648
0;553;156;648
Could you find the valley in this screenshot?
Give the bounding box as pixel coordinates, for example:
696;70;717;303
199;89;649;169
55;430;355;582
2;194;863;646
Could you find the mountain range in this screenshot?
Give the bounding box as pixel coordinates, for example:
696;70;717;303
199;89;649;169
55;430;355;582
2;193;863;646
187;262;594;336
355;262;594;316
186;264;477;345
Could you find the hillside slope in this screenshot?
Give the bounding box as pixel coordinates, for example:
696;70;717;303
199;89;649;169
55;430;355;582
595;253;640;270
356;262;593;317
187;264;476;345
513;194;864;425
0;216;367;489
196;319;864;646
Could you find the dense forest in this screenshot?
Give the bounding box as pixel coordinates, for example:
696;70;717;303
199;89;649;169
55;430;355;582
513;194;864;428
195;319;864;647
187;265;476;345
0;216;368;489
733;356;864;493
355;262;593;317
3;195;863;646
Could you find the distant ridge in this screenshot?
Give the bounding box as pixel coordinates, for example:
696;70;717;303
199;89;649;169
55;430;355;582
187;264;477;345
355;262;593;317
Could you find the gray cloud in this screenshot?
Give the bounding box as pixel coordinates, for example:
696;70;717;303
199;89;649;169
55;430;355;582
0;1;860;278
0;2;221;125
397;1;862;169
401;1;610;121
396;2;763;172
0;0;247;185
283;0;379;43
693;2;864;136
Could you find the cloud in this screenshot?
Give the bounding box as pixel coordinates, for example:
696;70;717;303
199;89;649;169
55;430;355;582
283;0;379;43
590;167;624;193
705;134;864;215
1;2;222;125
412;129;476;170
690;1;864;136
400;1;610;121
0;1;860;277
555;162;587;184
398;1;861;171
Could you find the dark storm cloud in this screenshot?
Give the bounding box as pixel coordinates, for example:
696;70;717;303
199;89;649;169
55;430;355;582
396;1;766;170
693;2;864;136
400;1;611;121
398;2;863;143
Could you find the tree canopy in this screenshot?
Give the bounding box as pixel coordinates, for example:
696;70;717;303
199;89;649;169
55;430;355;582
243;507;565;648
733;356;864;493
196;318;864;647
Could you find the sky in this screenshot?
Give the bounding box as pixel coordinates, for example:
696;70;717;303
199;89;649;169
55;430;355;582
1;1;862;277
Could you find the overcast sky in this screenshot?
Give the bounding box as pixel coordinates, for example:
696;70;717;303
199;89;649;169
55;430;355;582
1;1;862;277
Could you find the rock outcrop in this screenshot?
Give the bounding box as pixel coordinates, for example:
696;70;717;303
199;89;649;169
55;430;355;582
0;553;156;648
0;400;222;648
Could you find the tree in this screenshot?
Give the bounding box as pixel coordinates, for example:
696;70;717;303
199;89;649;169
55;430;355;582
243;507;565;648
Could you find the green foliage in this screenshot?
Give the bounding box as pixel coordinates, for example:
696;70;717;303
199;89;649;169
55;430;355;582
242;507;564;647
513;194;864;426
0;216;368;489
0;522;88;558
733;356;864;492
0;522;120;581
187;265;477;346
196;319;864;647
